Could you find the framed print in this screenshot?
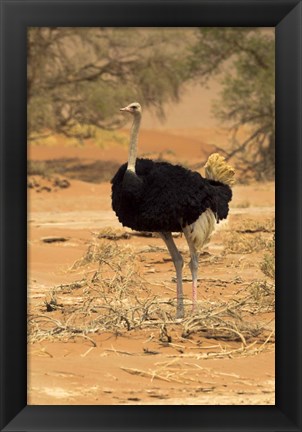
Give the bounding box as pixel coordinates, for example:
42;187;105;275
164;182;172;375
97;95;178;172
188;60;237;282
1;0;301;431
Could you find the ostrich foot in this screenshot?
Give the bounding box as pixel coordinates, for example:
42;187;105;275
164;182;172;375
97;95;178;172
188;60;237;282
176;307;184;320
176;297;184;319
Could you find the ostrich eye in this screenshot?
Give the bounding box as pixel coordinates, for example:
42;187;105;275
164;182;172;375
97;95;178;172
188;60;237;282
131;106;137;110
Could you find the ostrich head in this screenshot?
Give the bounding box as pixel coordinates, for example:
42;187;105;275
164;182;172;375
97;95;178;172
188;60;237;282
120;102;142;115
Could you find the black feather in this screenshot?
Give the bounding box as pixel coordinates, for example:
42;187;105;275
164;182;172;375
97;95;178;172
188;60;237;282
111;158;232;232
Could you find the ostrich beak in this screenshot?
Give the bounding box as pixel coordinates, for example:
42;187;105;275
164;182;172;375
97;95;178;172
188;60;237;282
120;106;131;112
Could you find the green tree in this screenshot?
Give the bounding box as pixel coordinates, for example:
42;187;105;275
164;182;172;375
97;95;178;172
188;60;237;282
190;28;275;180
27;28;189;139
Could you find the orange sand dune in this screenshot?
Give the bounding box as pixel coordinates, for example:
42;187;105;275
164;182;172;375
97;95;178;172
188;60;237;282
28;121;275;406
29;128;217;170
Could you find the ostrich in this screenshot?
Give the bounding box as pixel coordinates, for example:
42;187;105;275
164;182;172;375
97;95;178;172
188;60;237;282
111;102;235;319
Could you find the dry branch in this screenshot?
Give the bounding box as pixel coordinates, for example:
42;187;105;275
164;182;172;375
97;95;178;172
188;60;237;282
28;238;275;356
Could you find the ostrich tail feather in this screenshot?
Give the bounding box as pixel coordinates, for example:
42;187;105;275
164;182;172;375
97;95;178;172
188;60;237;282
204;153;235;187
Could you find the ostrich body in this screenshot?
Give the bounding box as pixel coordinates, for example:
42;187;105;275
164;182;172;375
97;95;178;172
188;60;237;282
111;102;234;318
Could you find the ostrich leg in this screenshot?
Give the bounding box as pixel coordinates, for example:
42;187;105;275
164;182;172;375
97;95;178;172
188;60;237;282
160;232;184;319
182;229;199;313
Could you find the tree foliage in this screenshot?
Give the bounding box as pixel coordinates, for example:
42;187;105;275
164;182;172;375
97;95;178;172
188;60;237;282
28;27;275;180
190;28;275;180
28;28;189;138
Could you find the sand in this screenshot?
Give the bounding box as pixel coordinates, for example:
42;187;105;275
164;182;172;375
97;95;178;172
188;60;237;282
27;127;275;405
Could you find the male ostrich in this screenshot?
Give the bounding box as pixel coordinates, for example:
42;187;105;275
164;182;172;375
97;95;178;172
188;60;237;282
111;102;235;318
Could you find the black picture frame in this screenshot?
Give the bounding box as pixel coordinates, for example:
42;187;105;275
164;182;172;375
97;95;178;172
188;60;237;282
1;0;301;431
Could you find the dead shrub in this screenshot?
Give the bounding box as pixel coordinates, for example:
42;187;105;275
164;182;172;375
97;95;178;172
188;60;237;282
222;232;269;254
230;218;275;234
260;235;275;279
28;239;275;356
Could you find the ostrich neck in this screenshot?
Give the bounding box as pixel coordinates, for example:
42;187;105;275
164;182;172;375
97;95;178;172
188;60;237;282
127;114;141;173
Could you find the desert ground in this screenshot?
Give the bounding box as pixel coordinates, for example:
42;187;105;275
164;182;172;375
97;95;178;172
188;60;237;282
27;124;275;405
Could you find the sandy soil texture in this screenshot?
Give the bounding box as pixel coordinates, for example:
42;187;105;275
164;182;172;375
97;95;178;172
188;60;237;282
28;128;275;405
